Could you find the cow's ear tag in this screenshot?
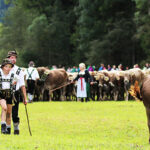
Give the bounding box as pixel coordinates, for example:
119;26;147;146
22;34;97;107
104;77;109;81
44;70;49;75
119;72;123;76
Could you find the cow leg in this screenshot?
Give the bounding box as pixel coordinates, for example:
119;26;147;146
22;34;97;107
102;90;105;100
98;87;103;100
97;88;100;101
73;88;77;101
121;88;125;100
75;96;77;101
103;92;108;100
43;90;49;101
77;97;81;102
125;90;129;101
62;87;66;101
110;89;114;100
114;90;118;101
40;89;44;101
146;107;150;143
60;87;66;101
48;90;52;101
99;94;103;100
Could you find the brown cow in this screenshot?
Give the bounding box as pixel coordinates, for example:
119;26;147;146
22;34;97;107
124;68;144;101
36;67;68;101
108;71;122;101
140;76;150;143
89;71;99;101
128;68;144;85
123;70;131;101
66;72;77;101
96;71;110;100
129;74;150;143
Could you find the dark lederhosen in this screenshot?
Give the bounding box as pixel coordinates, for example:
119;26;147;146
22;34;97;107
12;68;21;124
27;69;35;94
0;72;14;104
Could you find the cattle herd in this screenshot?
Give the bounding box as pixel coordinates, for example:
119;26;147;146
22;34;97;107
28;66;150;143
32;67;150;102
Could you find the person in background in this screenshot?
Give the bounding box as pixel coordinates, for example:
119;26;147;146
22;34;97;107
107;64;111;71
73;63;93;102
92;65;96;71
118;64;123;71
88;65;94;72
111;65;117;71
125;66;129;70
51;65;57;70
71;66;77;73
67;67;72;72
137;64;140;68
143;63;150;70
134;64;140;68
25;61;39;103
98;63;106;71
7;50;27;135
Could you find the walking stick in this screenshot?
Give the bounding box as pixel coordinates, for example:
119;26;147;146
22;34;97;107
24;104;32;136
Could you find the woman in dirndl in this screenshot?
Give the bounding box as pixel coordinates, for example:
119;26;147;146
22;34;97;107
74;63;93;102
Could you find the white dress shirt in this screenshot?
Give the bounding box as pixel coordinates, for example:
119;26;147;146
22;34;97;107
0;68;19;89
25;67;39;80
10;65;25;91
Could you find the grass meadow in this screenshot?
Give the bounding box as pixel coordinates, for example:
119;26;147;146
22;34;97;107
0;101;149;150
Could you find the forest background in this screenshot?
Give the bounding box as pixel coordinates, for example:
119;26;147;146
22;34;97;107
0;0;149;68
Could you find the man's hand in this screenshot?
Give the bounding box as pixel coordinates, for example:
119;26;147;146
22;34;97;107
12;77;18;85
23;99;27;105
90;82;94;85
21;86;27;105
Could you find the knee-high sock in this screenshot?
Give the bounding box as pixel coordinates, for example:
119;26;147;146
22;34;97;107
13;122;19;130
30;94;33;101
28;93;31;101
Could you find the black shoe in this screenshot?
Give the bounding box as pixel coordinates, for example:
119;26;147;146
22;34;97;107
6;128;11;134
14;130;19;135
1;124;6;134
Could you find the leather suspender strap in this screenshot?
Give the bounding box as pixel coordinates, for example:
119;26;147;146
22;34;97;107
27;69;34;80
0;72;2;89
16;68;21;75
10;73;15;92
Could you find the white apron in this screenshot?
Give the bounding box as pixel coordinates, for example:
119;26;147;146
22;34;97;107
77;77;87;98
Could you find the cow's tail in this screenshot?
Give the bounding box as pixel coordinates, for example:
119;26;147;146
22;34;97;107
128;81;142;101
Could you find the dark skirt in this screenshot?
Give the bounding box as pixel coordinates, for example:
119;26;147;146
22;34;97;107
86;83;90;98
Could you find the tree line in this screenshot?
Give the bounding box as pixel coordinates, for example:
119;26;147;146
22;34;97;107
0;0;149;68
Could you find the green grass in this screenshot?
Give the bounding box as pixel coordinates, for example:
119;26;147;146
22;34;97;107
0;101;149;150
